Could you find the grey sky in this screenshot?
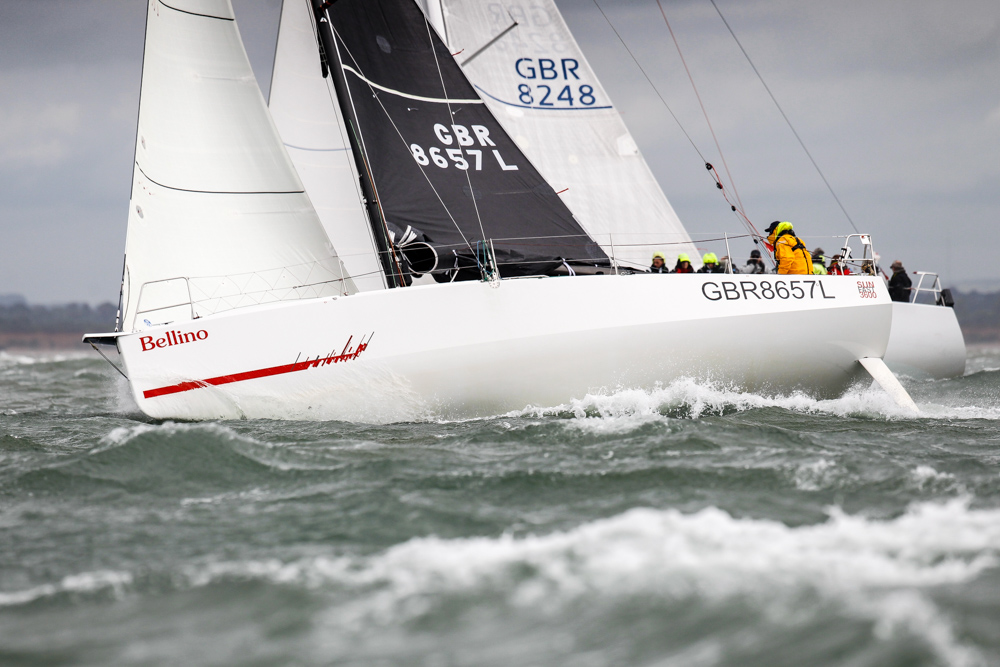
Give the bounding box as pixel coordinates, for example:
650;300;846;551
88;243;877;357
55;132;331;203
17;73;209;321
1;0;998;304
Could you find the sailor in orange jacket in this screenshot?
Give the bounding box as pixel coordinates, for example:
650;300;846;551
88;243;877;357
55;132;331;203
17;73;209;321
765;221;811;275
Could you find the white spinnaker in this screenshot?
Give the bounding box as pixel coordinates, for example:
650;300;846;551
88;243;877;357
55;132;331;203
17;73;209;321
269;0;385;292
420;0;699;270
121;0;355;333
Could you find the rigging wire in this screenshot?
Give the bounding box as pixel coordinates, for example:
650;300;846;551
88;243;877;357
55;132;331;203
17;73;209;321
322;15;408;285
423;14;489;254
590;0;706;165
331;24;478;261
591;0;764;245
709;0;860;234
656;0;745;218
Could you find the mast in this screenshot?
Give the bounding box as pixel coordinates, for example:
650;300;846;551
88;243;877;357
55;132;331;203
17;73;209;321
311;0;405;288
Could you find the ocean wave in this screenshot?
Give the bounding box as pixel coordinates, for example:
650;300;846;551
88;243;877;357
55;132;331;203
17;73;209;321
0;570;132;607
10;422;291;498
6;499;993;664
0;350;93;367
504;376;1000;425
245;498;999;665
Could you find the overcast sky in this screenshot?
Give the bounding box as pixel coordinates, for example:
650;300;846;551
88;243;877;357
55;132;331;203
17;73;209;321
1;0;998;304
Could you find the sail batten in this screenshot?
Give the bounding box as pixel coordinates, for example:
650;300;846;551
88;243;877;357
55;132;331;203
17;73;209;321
134;162;305;195
342;65;484;104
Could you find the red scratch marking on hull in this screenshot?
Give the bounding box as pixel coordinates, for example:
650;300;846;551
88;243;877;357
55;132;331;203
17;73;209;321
142;341;369;399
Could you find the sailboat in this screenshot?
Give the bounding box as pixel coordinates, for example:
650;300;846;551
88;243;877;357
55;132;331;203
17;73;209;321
410;0;966;380
85;0;909;422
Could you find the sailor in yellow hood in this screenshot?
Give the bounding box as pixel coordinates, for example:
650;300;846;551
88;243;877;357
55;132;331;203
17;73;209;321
765;221;811;275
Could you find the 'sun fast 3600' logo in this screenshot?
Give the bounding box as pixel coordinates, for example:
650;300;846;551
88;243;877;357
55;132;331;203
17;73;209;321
856;280;878;299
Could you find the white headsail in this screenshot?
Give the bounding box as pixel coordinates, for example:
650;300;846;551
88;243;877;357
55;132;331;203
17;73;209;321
120;0;355;332
418;0;699;270
268;0;385;292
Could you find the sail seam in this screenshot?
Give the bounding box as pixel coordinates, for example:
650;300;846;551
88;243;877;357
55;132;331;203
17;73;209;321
283;143;350;153
341;64;483;104
157;0;234;21
135;163;304;195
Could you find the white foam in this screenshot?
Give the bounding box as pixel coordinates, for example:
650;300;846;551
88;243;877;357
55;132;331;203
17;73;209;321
101;420;235;444
164;499;997;663
96;421;245;454
0;350;92;367
111;372;142;416
6;501;994;663
964;345;1000;375
0;570;132;607
345;499;999;598
792;458;842;491
911;465;959;490
504;374;1000;425
510;377;919;422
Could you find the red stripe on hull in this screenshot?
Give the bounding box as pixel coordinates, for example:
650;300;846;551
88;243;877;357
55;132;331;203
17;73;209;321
141;341;369;399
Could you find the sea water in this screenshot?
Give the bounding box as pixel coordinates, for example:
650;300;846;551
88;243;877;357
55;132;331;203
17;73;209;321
0;348;998;666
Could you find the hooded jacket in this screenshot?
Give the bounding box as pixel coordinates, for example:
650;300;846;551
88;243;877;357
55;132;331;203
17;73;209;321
767;222;811;275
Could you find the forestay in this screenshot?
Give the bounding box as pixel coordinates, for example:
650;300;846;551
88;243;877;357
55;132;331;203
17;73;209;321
120;0;354;332
269;0;385;292
318;0;608;278
418;0;699;270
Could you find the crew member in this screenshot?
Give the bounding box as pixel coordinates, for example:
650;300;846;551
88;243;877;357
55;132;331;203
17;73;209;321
764;221;811;275
888;260;912;302
649;251;669;274
811;248;828;275
673;253;694;273
697;252;723;273
828;254;851;275
741;248;765;274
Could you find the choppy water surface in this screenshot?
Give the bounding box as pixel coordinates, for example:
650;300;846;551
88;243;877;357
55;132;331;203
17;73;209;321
1;348;999;666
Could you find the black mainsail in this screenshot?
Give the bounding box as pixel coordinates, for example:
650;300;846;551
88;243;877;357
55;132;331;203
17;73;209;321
312;0;607;281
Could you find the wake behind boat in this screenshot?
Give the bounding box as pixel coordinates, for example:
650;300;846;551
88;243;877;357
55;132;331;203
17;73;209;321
86;0;907;421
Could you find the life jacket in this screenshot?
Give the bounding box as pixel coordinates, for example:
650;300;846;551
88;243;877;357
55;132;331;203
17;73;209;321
828;263;851;276
768;223;811;275
812;262;828;275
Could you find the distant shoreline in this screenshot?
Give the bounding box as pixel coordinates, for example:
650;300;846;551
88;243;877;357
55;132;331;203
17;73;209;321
0;332;89;351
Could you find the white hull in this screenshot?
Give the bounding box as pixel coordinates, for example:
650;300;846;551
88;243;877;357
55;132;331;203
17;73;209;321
112;275;894;422
883;302;966;379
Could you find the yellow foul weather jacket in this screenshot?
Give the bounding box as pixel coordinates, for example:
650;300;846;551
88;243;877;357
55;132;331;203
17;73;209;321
767;222;811;275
